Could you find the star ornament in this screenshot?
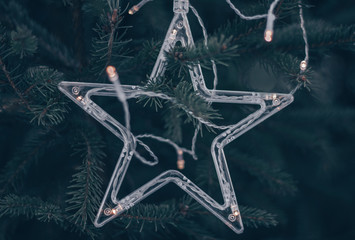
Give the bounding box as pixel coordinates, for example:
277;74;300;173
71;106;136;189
58;0;296;234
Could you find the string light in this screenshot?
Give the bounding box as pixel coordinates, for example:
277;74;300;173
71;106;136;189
226;0;280;42
106;65;118;81
264;30;273;42
300;60;307;71
128;0;153;15
177;149;185;170
298;0;309;72
106;66;131;130
189;5;219;92
58;0;307;234
104;208;118;216
233;210;240;216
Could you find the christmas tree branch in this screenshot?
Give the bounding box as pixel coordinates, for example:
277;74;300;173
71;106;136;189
71;0;87;68
1;1;79;69
0;129;55;194
66;128;106;230
0;56;31;111
0;194;97;239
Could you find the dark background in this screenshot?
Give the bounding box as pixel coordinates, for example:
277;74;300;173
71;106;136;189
0;0;355;239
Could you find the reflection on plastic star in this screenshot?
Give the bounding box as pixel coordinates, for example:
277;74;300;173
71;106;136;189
58;0;298;235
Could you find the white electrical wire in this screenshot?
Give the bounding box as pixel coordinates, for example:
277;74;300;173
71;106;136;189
225;0;267;20
190;5;219;93
298;0;309;71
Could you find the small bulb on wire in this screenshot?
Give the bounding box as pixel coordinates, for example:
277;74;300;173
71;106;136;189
264;30;273;42
300;60;307;71
128;0;152;15
177;149;185;170
106;66;118;82
129;5;139;15
106;65;116;78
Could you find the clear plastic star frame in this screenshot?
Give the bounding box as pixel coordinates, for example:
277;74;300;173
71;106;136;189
58;0;296;234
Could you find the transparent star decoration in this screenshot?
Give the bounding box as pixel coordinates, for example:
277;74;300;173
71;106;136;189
58;0;297;235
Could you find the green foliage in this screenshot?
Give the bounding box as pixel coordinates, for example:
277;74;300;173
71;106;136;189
1;0;78;69
122;40;162;74
137;77;170;110
0;194;63;223
0;129;55;193
172;81;221;127
164;107;183;143
240;205;278;228
66;129;106;230
0;25;9;60
231;150;297;195
62;0;73;7
24;66;70;126
139;79;221;128
0;194;98;239
167;35;239;75
10;26;38;59
115;200;183;233
90;2;132;77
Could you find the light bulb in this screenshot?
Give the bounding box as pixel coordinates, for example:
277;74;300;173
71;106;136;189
300;60;307;71
264;30;273;42
128;5;139;15
106;66;116;78
106;66;119;82
177;149;185;170
177;159;185;170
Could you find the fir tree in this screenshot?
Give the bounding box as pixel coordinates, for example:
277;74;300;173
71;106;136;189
0;0;354;239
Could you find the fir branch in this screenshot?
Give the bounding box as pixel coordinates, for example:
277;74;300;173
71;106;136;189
166;35;239;75
195;156;219;194
239;205;278;228
29;99;69;126
137;77;171;111
90;3;132;77
274;20;355;52
0;194;97;239
0;56;31;111
120;39;162;73
184;198;278;229
9;26;38;59
1;1;79;69
172;81;221;127
163;107;183;144
23;66;70;126
113;197;195;234
261;52;313;89
0;129;55;194
66;129;106;230
231;151;297;195
71;0;87;68
139;80;221;130
118;203;178;230
0;194;63;223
